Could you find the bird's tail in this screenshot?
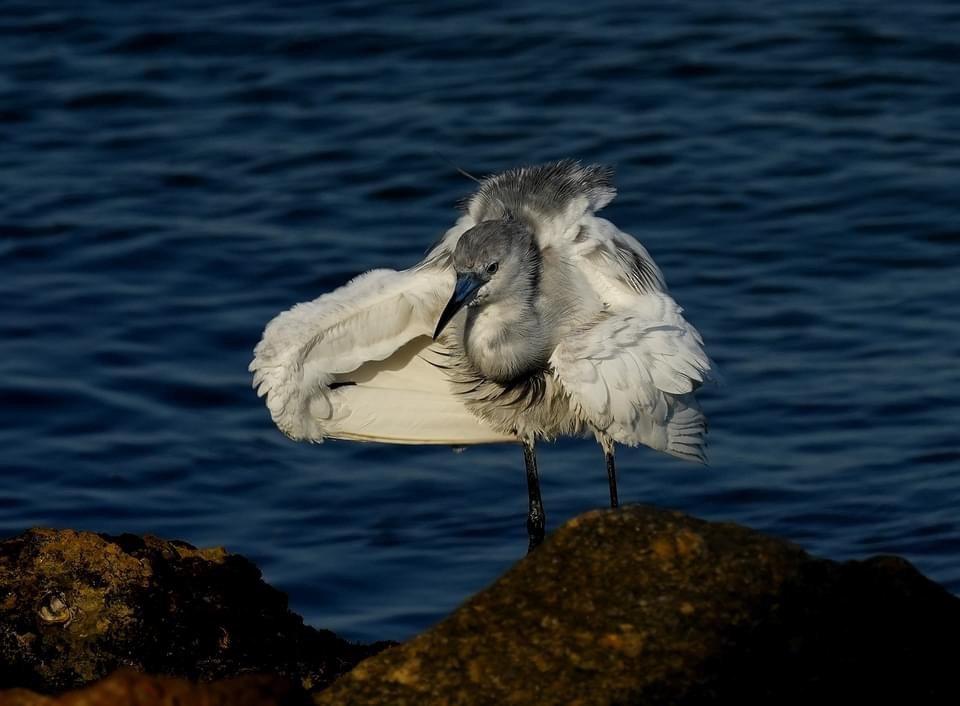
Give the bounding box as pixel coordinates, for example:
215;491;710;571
663;395;708;464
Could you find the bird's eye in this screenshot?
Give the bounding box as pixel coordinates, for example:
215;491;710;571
486;262;499;275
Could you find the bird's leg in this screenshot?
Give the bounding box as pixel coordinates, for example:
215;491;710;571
522;438;545;553
599;433;619;508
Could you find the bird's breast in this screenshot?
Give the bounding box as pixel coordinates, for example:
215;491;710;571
462;304;549;384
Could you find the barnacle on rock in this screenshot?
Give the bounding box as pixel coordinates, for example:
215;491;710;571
37;591;73;627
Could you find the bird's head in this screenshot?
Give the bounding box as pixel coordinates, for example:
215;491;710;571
433;219;539;339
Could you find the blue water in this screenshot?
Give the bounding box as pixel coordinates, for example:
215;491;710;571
2;1;959;642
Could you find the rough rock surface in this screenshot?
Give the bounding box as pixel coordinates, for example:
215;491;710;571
0;529;388;695
315;505;960;705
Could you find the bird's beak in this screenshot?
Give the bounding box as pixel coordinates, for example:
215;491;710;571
434;273;483;339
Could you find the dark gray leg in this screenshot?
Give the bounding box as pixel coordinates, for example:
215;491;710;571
522;439;545;552
605;449;619;508
599;434;619;508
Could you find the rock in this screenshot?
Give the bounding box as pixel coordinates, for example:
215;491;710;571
4;510;958;705
0;529;389;695
314;505;960;705
0;669;309;706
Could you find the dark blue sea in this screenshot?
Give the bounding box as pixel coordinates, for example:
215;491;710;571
2;1;959;643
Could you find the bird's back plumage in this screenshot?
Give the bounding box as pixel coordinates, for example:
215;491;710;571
251;160;712;462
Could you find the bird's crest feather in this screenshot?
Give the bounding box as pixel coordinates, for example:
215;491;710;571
464;160;616;234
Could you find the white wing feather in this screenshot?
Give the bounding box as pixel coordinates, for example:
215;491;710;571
249;259;511;444
552;215;713;462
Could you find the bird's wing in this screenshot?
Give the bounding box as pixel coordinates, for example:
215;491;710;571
551;303;709;462
250;257;511;445
551;216;711;462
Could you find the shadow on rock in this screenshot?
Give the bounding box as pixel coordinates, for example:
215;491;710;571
0;669;311;706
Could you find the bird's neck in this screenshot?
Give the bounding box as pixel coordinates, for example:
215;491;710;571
463;291;548;384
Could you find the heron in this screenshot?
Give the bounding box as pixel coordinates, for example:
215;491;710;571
250;160;712;552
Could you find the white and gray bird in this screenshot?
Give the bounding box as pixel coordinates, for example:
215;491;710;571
250;160;713;551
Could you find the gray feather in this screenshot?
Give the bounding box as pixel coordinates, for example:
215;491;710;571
465;159;616;224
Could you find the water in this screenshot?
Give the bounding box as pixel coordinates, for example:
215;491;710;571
2;1;959;643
